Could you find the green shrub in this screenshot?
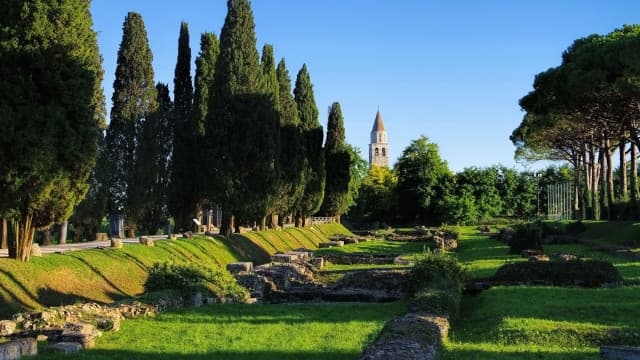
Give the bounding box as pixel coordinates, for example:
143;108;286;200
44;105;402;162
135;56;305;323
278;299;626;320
408;287;461;319
509;222;543;254
144;263;247;302
439;225;460;240
406;251;466;296
491;260;622;287
541;221;586;236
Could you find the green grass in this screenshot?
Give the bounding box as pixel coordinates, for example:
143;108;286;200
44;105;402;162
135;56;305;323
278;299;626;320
455;227;524;279
0;224;349;317
577;221;640;247
36;302;405;360
443;225;640;359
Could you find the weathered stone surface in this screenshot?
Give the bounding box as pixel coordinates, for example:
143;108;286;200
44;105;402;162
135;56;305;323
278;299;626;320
182;231;193;239
528;255;550;262
226;262;254;274
60;322;101;349
95;316;120;332
311;257;324;269
433;236;457;250
600;345;640;360
167;233;178;240
0;320;16;336
95;233;109;242
49;342;83;354
255;263;315;290
138;237;154;246
110;239;123;248
318;241;344;248
0;338;37;360
30;244;42;257
204;230;216;237
287;251;311;261
393;255;415;266
336;270;408;295
555;253;578;262
271;253;300;263
360;313;448;360
323;253;398;265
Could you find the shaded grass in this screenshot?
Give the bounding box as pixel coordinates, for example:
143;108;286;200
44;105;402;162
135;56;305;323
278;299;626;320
36;302;405;360
455;229;523;279
314;239;428;256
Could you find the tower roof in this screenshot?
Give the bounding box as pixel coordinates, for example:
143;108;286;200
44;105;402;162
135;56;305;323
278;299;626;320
371;111;385;132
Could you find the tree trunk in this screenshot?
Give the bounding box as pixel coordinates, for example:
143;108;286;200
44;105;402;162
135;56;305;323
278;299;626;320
583;145;591;220
620;140;628;200
260;216;267;231
573;153;581;220
600;146;609;220
606;143;615;220
43;227;52;246
592;146;601;220
1;218;7;250
633;140;639;219
59;221;68;244
12;215;35;262
295;213;303;227
221;214;234;237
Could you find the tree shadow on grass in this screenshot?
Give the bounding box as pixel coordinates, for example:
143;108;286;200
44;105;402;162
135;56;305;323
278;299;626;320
36;349;359;360
222;235;271;265
441;347;598;360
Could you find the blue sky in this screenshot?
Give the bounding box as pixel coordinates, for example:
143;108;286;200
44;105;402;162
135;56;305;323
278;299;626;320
90;0;640;172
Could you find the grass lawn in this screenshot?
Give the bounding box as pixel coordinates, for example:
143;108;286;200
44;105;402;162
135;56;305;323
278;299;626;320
314;239;429;256
443;226;640;359
36;302;406;360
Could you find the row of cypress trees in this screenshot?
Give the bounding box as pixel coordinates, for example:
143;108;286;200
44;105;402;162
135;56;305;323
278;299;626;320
82;0;354;237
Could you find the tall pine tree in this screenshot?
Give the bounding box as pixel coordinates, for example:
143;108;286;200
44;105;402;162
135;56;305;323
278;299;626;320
320;102;351;219
275;58;306;224
169;22;196;232
0;0;105;260
130;83;173;234
294;64;325;226
205;0;279;235
106;12;157;237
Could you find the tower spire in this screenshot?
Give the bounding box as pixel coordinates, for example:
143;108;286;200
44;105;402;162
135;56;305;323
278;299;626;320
369;109;389;168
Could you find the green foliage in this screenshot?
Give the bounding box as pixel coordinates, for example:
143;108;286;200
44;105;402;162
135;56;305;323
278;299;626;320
192;32;219;137
130;83;173;235
205;0;279;231
0;0;105;259
394;136;453;224
438;186;479;226
274;58;305;218
406;251;466;296
294;64;325;221
145;262;247;302
320;102;352;217
492;260;622;287
348;165;398;223
169;22;198;231
409;287;461;319
509;222;543;253
106;12;157;230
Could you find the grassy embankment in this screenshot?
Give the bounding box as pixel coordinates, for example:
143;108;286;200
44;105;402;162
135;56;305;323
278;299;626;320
0;224;350;318
443;224;640;359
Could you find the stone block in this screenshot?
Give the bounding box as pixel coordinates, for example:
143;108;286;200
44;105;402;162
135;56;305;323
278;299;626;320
205;230;216;237
0;338;37;360
343;238;359;244
61;322;101;349
30;244;42;257
227;262;254;274
555;253;578;262
95;233;109;242
600;345;640;360
287;251;311;261
110;239;123;249
167;233;178;240
139;237;154;247
311;257;324;269
182;231;193;239
271;253;300;263
49;342;83;354
0;320;16;336
528;255;550;262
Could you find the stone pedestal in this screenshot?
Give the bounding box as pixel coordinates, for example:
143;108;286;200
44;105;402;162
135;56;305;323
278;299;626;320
139;237;154;246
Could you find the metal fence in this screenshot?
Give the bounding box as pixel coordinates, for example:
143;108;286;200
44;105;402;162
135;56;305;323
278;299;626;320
546;181;572;220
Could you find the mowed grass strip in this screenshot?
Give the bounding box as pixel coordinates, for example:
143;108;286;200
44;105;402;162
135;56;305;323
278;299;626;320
36;302;405;360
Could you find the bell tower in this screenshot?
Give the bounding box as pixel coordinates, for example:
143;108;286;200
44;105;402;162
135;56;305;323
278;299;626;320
369;110;389;167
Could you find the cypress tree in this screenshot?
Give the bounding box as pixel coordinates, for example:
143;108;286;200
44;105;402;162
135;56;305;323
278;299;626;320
0;0;105;260
320;102;352;219
294;64;325;226
106;12;157;238
169;22;196;232
193;32;220;137
206;0;279;235
275;58;306;224
260;44;281;229
131;83;173;234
